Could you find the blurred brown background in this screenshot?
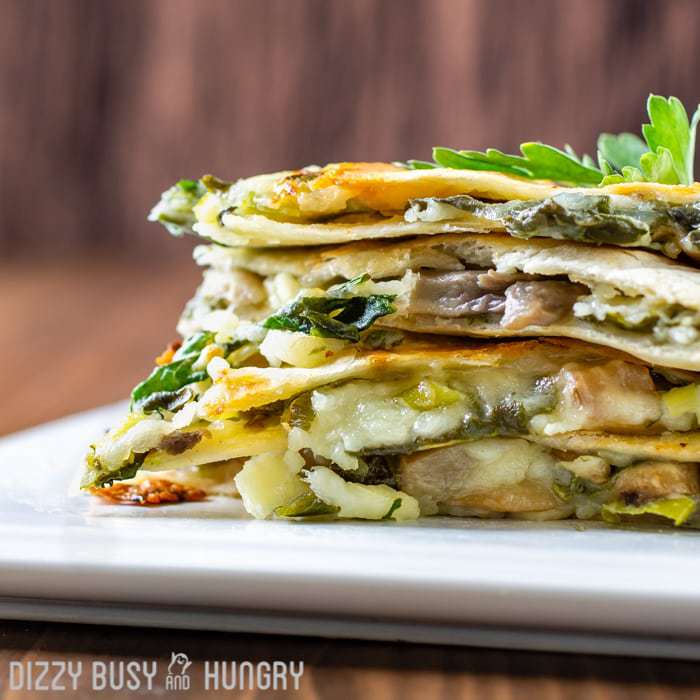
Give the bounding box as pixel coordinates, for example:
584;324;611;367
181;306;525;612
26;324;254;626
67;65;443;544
3;0;700;430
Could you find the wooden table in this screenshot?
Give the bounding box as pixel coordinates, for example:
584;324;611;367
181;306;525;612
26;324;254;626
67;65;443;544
1;258;699;699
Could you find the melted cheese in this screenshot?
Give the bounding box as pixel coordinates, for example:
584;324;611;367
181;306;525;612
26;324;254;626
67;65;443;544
305;466;420;520
234;452;307;519
291;379;469;470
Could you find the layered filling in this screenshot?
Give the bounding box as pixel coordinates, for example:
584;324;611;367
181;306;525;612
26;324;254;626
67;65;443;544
84;326;700;524
406;193;700;260
178;244;700;357
234;436;700;526
149;173;700;259
395;441;700;526
283;367;687;470
86;341;700;527
405;271;700;346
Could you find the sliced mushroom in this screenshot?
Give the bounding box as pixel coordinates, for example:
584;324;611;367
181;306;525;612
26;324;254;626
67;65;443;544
501;281;586;330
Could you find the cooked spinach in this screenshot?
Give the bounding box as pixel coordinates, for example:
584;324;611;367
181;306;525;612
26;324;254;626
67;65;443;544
200;174;232;192
359;329;405;350
241;401;286;428
131;332;214;411
138;386;194;414
332;454;399;488
263;294;396;342
81;452;145;489
408;192;700;256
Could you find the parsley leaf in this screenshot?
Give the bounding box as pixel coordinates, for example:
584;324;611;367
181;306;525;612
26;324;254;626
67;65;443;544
597;132;648;173
642;95;700;185
411;144;603;186
431;144;603;184
405;94;700;187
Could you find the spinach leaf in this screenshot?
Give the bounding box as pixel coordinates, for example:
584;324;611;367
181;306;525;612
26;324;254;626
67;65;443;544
263;295;396;342
173;331;215;359
81;453;145;489
131;332;214;411
138;386;194;414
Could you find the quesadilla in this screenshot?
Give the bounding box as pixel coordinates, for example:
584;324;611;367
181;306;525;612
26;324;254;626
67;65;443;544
178;233;700;372
83;334;700;527
86;94;700;528
149;165;700;261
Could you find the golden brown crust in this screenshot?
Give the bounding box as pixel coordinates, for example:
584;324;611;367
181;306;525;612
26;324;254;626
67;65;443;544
264;163;700;210
529;432;700;463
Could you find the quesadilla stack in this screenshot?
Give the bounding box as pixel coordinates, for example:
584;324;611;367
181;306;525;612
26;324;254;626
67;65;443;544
85;95;700;528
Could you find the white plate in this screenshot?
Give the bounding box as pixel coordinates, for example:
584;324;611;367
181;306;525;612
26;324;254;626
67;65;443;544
2;404;700;659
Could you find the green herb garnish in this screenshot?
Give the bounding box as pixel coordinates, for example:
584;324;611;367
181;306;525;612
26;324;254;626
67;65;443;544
409;144;602;186
406;95;700;187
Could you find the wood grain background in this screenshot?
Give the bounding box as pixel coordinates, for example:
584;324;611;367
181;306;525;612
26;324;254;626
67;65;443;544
4;0;700;258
